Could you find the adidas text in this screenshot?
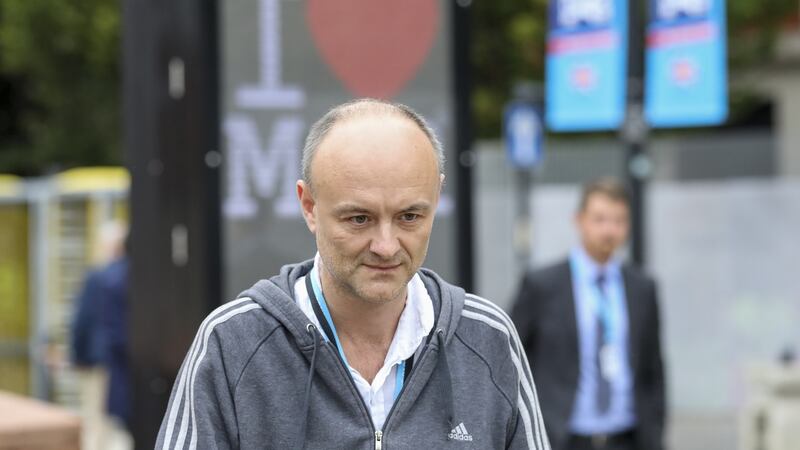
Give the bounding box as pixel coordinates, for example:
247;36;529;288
448;423;474;442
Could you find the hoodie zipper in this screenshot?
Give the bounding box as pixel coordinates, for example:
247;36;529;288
319;339;380;444
377;329;441;445
322;330;440;449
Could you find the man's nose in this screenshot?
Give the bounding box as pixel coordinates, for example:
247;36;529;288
369;222;400;259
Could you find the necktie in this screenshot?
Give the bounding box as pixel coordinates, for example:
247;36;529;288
595;272;612;415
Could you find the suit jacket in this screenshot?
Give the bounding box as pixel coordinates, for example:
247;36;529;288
511;260;665;450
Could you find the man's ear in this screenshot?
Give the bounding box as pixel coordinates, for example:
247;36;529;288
296;180;316;233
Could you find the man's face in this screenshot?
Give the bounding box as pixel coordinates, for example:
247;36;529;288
575;193;630;263
297;115;442;305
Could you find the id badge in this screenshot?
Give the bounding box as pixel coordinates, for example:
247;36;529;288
599;344;622;380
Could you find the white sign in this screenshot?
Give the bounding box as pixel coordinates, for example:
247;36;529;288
558;0;614;28
657;0;710;21
224;0;306;220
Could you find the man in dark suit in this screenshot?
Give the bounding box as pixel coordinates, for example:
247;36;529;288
511;178;665;450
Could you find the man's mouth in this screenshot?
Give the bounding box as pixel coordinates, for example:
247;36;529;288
363;263;402;272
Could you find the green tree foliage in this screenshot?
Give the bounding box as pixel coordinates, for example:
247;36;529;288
472;0;549;139
0;0;120;175
472;0;800;138
728;0;799;68
0;1;795;170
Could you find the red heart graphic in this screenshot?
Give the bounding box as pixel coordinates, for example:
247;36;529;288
306;0;439;99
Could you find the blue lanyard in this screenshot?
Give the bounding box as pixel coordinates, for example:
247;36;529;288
309;266;350;365
394;360;405;399
307;266;409;400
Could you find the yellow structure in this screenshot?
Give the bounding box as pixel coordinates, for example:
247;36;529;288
0;176;29;395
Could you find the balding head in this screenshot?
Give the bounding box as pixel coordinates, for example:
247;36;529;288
301;98;445;191
295;100;444;306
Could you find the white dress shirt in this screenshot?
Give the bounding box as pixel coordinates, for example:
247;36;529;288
293;256;434;431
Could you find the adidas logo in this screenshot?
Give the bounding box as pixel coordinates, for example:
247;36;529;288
448;422;473;442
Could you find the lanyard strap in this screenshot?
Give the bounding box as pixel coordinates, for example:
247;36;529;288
306;268;348;364
595;276;615;345
305;268;413;399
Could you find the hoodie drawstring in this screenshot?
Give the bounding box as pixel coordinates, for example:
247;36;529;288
298;323;319;449
435;328;455;430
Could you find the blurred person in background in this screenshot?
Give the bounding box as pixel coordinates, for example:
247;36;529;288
70;220;132;450
511;178;665;450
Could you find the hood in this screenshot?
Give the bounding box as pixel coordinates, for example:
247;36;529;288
236;259;465;348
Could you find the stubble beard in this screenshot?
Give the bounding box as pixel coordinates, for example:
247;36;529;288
589;236;621;263
321;252;417;306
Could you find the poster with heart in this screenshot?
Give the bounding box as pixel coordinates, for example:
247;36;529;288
305;0;439;99
221;0;457;298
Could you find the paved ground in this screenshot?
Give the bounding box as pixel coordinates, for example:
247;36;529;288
669;414;737;450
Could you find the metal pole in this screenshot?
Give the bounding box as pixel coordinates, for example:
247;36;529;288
512;82;544;273
123;0;221;445
623;0;651;266
27;182;50;400
509;82;544;270
513;169;532;268
453;0;474;292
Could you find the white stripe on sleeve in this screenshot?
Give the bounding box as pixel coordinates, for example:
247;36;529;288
463;294;550;450
160;298;258;450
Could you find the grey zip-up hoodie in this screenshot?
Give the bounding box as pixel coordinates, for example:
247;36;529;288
156;260;550;449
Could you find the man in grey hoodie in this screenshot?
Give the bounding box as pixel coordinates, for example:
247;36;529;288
156;99;551;450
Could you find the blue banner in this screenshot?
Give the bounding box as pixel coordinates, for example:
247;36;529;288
645;0;727;127
545;0;628;131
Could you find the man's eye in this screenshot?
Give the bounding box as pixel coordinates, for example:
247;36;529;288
349;215;369;225
401;213;419;222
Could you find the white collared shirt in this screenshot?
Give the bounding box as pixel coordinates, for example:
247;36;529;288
293;256;434;430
